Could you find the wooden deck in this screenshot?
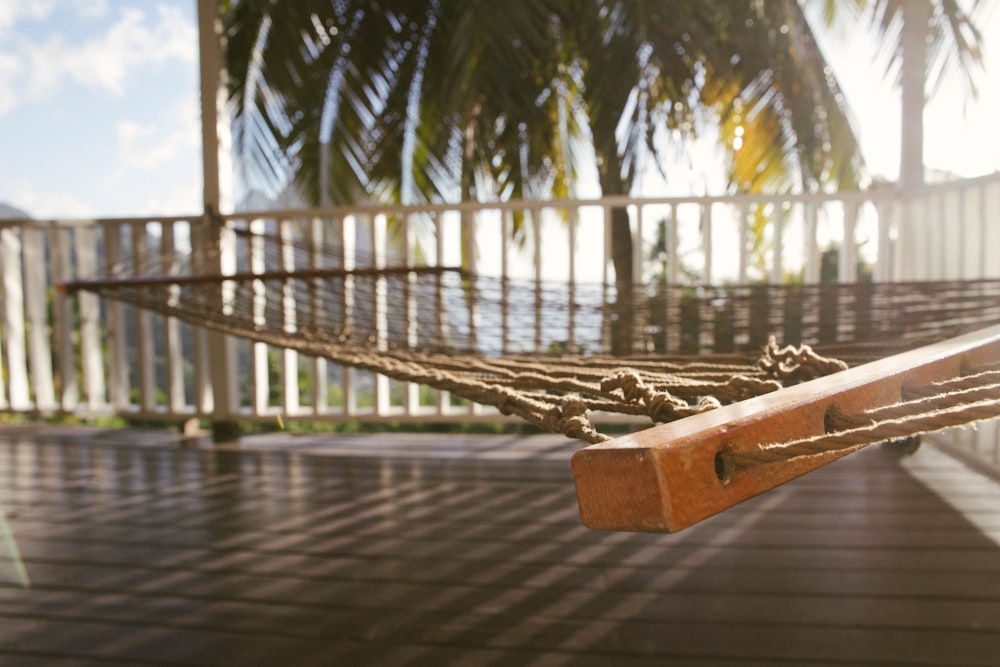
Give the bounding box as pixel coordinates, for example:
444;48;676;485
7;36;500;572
2;423;1000;666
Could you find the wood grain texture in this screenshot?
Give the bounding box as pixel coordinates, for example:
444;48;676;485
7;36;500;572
573;324;1000;533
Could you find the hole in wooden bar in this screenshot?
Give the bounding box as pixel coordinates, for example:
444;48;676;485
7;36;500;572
961;356;1000;376
715;447;735;485
900;377;921;401
823;402;873;433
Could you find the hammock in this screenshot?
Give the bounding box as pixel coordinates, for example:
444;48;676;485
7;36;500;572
59;223;1000;531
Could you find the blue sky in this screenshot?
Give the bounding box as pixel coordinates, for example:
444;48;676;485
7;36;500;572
0;1;200;217
0;1;997;219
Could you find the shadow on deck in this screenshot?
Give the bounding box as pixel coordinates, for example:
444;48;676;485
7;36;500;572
2;424;1000;666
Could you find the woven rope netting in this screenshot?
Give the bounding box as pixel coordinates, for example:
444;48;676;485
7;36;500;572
62;222;1000;445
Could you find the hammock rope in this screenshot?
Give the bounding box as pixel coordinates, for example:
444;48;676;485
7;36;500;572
58;222;1000;447
56;222;1000;532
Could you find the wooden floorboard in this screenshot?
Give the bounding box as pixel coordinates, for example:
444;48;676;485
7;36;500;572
2;424;1000;665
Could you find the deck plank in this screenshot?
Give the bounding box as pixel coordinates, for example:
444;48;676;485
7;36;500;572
2;424;1000;665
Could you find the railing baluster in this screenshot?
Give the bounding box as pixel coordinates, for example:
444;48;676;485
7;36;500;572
73;226;105;409
161;222;186;414
309;216;328;416
803;202;819;283
280;218;300;417
3;173;1000;438
432;213;449;415
840;202;858;283
372;213;389;416
51;226;78;411
568;206;578;348
249;218;269;416
23;226;55;411
342;214;357;416
403;213;420;416
501;209;512;355
533;206;543;353
104;224;129;411
132;223;156;413
0;226;28;409
737;203;749;285
770;207;784;284
701;202;712;284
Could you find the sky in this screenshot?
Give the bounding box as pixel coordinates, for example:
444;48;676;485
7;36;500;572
0;1;998;220
0;1;201;218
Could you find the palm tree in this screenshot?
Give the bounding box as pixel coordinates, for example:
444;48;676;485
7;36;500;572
223;0;987;354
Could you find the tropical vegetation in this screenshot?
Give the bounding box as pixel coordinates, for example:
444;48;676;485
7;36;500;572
223;0;988;353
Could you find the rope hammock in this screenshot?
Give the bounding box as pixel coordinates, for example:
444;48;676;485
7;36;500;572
59;222;1000;531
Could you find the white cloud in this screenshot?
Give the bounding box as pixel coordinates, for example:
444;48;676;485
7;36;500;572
0;51;20;114
99;93;203;214
0;3;196;113
114;96;201;171
0;0;108;34
0;1;53;33
0;178;95;219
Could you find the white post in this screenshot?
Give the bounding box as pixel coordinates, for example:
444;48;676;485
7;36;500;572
900;0;930;193
198;0;237;431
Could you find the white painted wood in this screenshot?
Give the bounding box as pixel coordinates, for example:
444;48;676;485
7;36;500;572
737;203;749;284
160;222;186;413
103;225;130;410
501;209;512;355
533;206;543;352
2;174;998;436
280;219;300;416
50;227;78;411
22;227;55;410
249;218;269;415
770;211;784;284
875;200;894;282
74;225;105;409
402;213;420;414
567;207;578;344
802;203;819;283
342;214;357;415
132;224;156;412
839;203;858;283
372;213;389;416
701;203;712;285
900;0;930;192
0;227;27;409
309;216;329;415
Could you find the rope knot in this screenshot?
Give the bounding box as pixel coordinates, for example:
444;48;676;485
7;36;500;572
759;336;848;383
728;374;782;399
646;392;685;422
601;369;645;402
541;401;609;444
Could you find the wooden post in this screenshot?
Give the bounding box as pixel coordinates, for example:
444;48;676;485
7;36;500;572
198;0;238;436
900;0;930;193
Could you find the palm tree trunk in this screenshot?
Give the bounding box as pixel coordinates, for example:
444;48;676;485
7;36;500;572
597;150;635;356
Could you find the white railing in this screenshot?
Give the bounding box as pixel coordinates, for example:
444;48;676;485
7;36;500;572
2;173;999;434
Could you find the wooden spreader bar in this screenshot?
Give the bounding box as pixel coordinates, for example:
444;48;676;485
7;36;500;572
572;324;1000;533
